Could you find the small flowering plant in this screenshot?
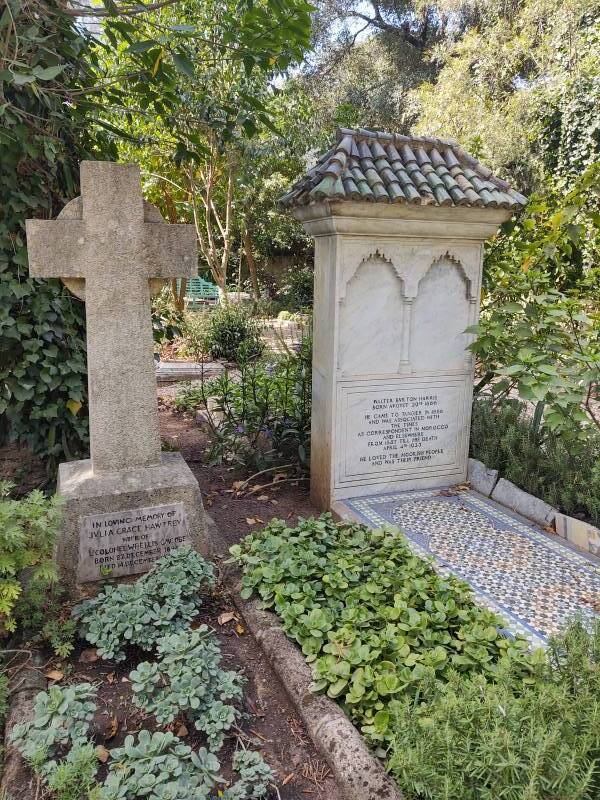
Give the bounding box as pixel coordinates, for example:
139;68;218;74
176;335;312;473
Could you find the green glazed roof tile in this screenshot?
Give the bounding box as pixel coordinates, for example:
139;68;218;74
279;127;528;211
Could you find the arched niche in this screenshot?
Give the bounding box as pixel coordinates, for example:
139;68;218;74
339;252;404;375
410;254;472;372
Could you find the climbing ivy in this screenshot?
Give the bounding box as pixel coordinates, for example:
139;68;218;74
0;1;114;468
0;0;312;471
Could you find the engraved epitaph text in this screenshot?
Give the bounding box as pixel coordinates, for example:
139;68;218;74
78;502;190;581
341;384;462;483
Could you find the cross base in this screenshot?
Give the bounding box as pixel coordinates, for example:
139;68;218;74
56;453;206;588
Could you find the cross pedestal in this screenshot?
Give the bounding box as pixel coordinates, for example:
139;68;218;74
26;161;207;586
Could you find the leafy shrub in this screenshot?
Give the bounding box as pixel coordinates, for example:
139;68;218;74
230;515;539;746
0;481;62;634
10;683;97;776
473;165;600;444
131;627;244;751
178;309;212;363
387;620;600;800
152;286;184;348
201;304;263;362
279;264;313;311
176;335;312;473
471;397;600;526
73;547;214;661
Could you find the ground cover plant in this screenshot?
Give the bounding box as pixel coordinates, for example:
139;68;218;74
72;546;214;661
12;547;274;800
471;397;600;526
232;516;600;798
130;627;244;751
230;514;541;748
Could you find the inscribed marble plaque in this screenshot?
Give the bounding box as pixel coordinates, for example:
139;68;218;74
340;384;462;483
77;501;190;582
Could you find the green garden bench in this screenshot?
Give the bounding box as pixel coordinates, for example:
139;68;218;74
177;276;220;308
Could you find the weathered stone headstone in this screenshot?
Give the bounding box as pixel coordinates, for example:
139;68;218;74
280;128;527;510
26;161;205;585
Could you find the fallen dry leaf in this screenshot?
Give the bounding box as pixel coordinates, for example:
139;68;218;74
120;676;130;683
45;669;64;682
106;672;116;684
176;723;188;737
218;611;236;625
235;623;245;635
96;745;110;763
256;495;270;501
232;480;245;491
79;648;99;664
106;715;119;741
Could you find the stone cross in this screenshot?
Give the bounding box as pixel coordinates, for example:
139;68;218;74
26;161;196;474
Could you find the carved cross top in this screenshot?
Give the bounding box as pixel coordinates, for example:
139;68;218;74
26;161;197;475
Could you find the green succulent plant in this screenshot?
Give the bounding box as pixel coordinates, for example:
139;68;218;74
100;730;221;800
10;683;97;776
222;750;274;800
72;547;215;661
230;514;543;745
131;627;244;751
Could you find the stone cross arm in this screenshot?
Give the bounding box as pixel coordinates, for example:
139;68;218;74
26;218;196;280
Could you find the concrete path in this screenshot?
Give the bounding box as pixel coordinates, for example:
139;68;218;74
335;487;600;648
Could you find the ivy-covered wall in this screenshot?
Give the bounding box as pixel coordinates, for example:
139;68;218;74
0;1;113;469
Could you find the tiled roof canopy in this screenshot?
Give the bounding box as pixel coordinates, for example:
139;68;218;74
280;128;527;210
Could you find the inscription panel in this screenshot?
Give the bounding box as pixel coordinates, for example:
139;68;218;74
337;381;467;486
77;501;190;582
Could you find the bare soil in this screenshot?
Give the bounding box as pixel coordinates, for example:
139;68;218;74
158;400;318;557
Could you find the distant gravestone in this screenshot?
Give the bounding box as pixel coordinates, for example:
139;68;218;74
280;128;527;510
26;161;206;585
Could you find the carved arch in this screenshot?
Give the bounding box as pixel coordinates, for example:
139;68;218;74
339;247;405;304
338;250;406;375
418;250;475;301
410;250;475;372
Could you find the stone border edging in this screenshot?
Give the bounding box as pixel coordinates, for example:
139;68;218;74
233;593;403;800
468;457;600;557
202;512;402;800
1;650;46;798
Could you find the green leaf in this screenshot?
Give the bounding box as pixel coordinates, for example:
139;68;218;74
10;72;36;85
32;64;66;81
172;52;195;78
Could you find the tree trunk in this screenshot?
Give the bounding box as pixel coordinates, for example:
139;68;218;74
243;227;260;301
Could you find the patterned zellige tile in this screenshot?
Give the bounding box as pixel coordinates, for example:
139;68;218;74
341;488;600;647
